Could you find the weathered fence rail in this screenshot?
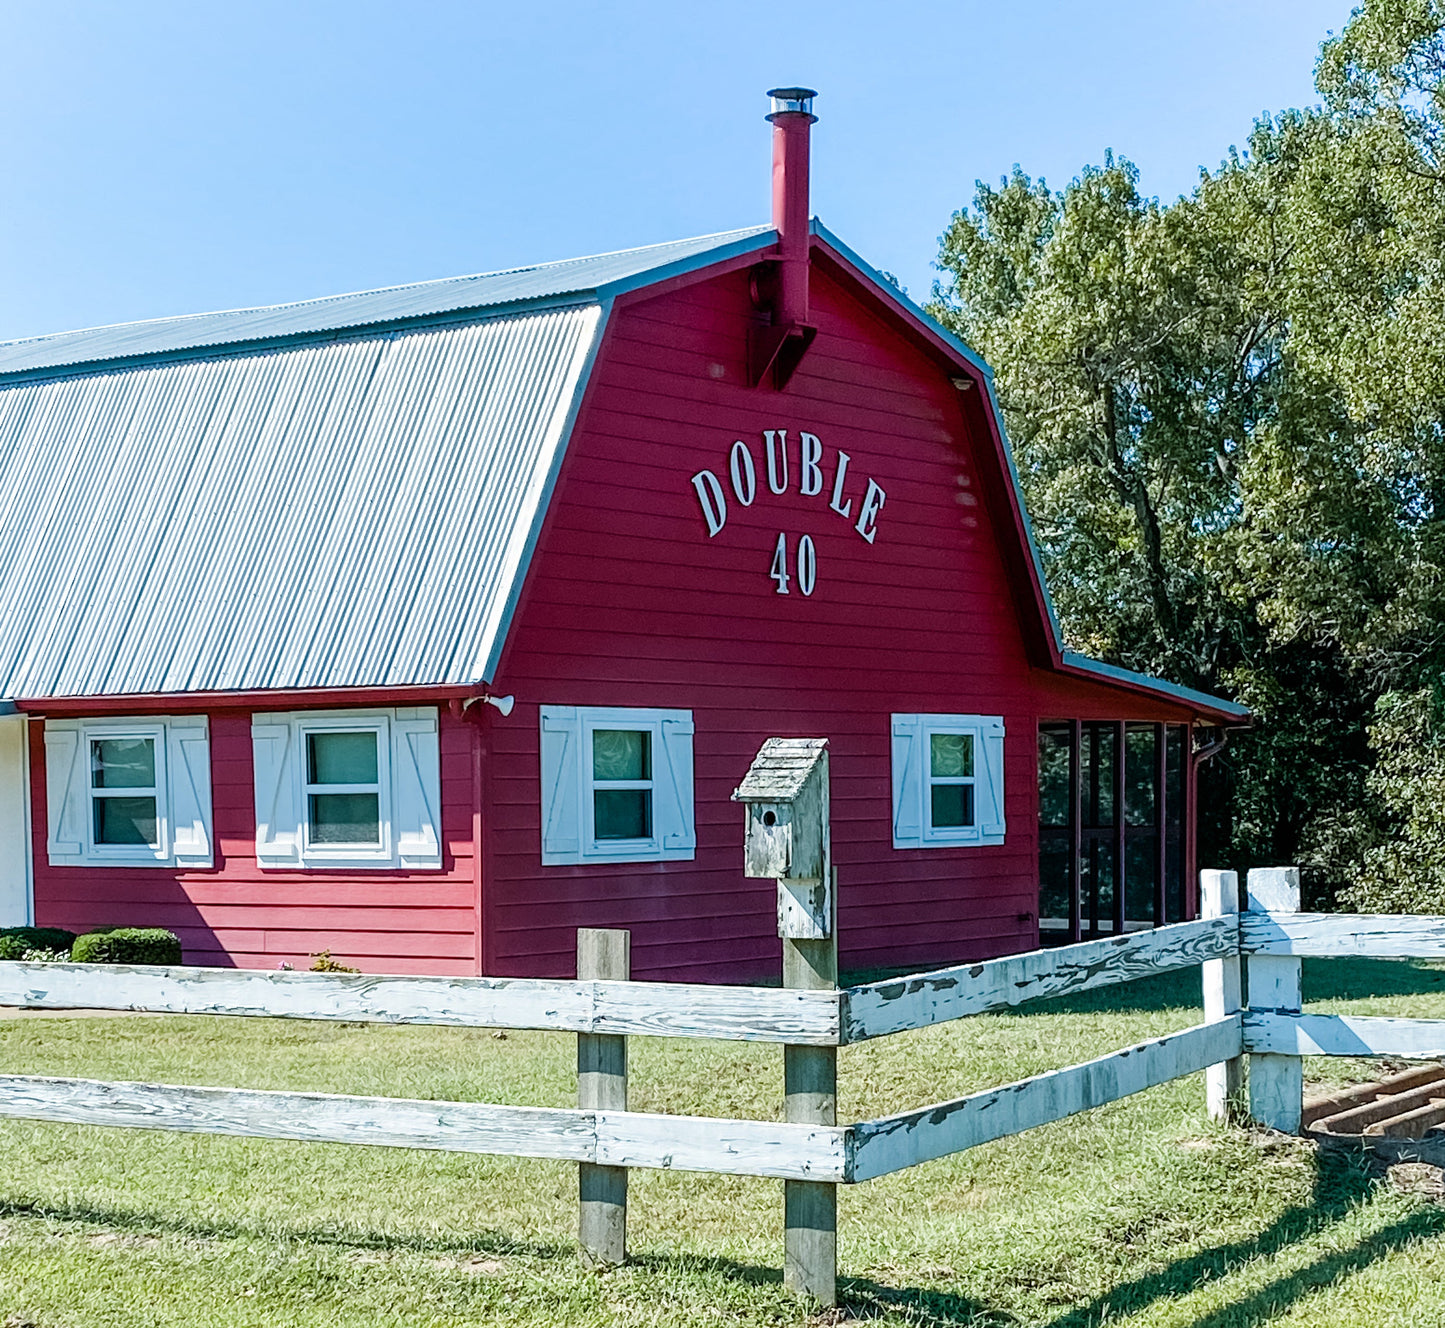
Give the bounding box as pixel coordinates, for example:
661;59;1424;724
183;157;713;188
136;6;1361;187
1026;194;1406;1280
0;960;840;1044
5;865;1445;1304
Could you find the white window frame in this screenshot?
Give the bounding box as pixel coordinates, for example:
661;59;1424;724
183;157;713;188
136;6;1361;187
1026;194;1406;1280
86;722;168;861
298;713;393;866
540;705;695;866
252;707;442;871
891;713;1006;849
44;715;214;869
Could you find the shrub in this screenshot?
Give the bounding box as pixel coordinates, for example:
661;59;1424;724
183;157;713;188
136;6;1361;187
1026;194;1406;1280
21;947;71;962
71;928;182;966
309;950;359;974
0;927;77;960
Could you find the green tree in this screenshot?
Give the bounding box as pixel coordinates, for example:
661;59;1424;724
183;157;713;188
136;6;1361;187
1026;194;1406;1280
929;0;1445;905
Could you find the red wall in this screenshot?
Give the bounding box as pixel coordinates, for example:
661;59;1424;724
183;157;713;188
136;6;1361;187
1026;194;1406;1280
484;261;1200;984
25;256;1204;983
29;708;479;974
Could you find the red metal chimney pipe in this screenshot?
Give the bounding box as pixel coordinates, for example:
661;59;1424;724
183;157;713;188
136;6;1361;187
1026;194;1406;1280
766;87;817;327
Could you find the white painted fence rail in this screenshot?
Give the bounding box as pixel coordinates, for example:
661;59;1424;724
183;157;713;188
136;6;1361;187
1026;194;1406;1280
9;887;1445;1276
0;1074;849;1182
1241;912;1445;958
841;916;1236;1042
1245;1013;1445;1061
0;960;841;1045
849;1016;1243;1181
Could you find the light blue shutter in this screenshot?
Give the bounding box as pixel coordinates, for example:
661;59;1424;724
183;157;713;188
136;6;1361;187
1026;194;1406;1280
540;707;581;864
891;715;924;849
656;714;696;859
393;708;442;870
252;716;301;867
43;720;85;863
167;716;214;868
979;718;1007;844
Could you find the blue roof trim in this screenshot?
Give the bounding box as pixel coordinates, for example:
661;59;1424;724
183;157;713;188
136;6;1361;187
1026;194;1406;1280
596;228;780;301
474;230;784;684
809;221;992;379
0;216;1248;720
0;295;603;389
809;222;1064;640
0;227;774;381
473;298;613;685
1061;653;1250;719
810;222;1245;722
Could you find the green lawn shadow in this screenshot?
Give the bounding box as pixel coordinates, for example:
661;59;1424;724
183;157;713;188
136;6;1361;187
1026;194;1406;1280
1038;1147;1444;1328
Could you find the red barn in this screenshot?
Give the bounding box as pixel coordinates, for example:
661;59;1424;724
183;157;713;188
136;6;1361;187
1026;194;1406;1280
0;91;1245;982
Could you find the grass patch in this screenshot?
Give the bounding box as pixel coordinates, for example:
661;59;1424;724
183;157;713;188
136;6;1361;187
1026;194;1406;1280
1;957;1444;1325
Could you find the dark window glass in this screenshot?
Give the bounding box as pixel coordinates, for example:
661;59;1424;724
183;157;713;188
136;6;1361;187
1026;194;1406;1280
1125;725;1157;826
308;731;378;785
930;783;973;829
595;788;651;840
1082;723;1117;827
593;730;649;782
929;732;973;778
1038;724;1072;827
1083;838;1117;934
308;793;382;845
94;795;158;846
1125;835;1158;924
91;737;155;790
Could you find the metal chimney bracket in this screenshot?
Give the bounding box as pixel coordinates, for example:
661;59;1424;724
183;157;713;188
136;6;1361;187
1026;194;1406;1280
748;322;817;389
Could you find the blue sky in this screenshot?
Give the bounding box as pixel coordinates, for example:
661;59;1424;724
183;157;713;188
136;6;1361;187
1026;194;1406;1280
1;0;1351;342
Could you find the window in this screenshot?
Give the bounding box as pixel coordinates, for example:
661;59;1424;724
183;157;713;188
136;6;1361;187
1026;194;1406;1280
891;713;1005;848
252;708;442;870
44;716;213;868
305;727;384;848
540;706;694;865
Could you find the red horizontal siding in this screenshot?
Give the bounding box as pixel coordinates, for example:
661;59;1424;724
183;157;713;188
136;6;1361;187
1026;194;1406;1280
29;707;479;975
484;262;1170;983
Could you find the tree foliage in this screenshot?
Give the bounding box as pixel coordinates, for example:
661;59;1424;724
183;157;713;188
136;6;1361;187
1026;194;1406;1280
929;0;1445;906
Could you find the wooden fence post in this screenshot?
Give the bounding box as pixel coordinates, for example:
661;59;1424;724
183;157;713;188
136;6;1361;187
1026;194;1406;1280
578;928;629;1266
783;863;838;1308
1245;867;1303;1133
1201;869;1243;1121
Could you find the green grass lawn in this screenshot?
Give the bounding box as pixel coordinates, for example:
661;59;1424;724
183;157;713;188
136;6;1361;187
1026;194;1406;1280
3;957;1445;1327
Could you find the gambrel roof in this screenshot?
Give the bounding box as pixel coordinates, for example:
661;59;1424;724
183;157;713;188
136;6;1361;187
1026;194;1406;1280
0;223;1246;720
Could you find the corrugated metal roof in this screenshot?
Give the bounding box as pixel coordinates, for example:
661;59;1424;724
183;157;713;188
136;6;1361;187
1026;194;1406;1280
0;304;600;696
0;227;771;378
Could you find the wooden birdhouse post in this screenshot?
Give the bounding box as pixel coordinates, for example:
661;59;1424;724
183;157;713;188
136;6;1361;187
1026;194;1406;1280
733;737;837;1305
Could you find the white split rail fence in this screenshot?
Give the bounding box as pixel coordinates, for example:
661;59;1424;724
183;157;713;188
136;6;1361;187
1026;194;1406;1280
1;865;1443;1291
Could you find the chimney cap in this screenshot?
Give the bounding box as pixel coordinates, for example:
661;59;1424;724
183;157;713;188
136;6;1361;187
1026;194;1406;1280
767;87;817;119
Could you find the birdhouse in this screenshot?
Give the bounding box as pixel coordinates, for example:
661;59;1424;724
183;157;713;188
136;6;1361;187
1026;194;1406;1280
732;738;830;939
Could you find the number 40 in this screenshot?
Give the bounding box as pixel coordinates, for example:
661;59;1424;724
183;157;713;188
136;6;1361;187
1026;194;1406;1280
770;533;817;596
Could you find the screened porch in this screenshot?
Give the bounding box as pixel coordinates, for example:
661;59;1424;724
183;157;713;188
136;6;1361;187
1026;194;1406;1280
1037;721;1193;943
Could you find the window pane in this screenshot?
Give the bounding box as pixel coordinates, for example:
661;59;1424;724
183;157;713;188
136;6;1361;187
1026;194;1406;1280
309;793;381;844
930;732;973;778
930;783;974;828
94;795;158;846
1082;723;1117;827
1125;725;1157;826
308;731;379;786
593;730;649;782
92;737;155;790
1038;725;1071;827
595;788;650;840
